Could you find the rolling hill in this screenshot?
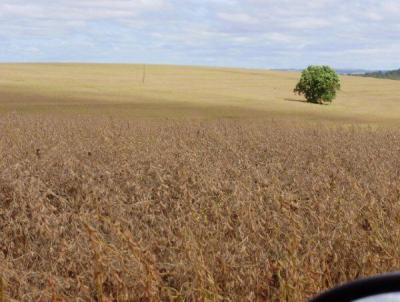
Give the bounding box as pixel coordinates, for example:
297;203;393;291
0;64;399;124
2;63;400;301
362;68;400;80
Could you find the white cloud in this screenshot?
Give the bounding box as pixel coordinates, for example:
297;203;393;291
0;0;168;19
217;13;259;25
0;0;399;69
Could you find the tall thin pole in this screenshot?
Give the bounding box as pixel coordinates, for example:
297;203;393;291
142;64;146;84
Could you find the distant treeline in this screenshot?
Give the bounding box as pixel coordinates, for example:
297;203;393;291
361;68;400;80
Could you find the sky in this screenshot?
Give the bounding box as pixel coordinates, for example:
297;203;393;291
0;0;399;70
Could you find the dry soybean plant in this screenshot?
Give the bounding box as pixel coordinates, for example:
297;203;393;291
1;114;400;301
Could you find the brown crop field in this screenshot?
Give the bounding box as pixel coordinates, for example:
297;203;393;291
1;64;400;301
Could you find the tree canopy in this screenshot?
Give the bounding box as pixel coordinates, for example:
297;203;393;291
294;65;341;104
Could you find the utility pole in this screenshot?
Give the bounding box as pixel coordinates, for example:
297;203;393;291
142;64;146;84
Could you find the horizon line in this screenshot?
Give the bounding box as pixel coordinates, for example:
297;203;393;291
0;61;394;72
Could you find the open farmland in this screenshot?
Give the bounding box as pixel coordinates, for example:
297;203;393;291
1;64;400;301
0;64;400;124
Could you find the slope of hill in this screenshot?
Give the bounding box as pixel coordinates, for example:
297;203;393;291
1;64;400;301
362;68;400;80
0;64;400;124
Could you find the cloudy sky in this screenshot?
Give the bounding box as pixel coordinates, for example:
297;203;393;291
0;0;399;69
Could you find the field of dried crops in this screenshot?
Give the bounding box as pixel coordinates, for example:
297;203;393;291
1;114;400;301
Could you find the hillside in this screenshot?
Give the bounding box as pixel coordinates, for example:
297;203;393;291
362;68;400;80
0;64;400;125
1;64;400;301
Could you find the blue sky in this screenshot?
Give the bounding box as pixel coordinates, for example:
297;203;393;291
0;0;399;69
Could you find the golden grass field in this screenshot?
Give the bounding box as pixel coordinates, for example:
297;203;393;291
1;64;400;301
0;63;399;124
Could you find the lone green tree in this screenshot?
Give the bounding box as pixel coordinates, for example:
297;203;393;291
294;65;341;104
